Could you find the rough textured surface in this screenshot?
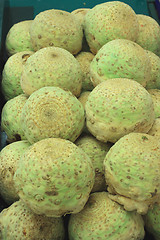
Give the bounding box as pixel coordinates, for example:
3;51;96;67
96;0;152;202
71;8;90;28
0;141;30;205
76;51;94;91
30;9;83;54
90;39;151;87
84;1;139;54
0;200;65;240
21;47;83;97
2;51;34;100
85;78;155;143
148;118;160;138
136;14;160;56
71;9;90;52
145;50;160;89
68;192;145;240
21;86;85;144
78;91;91;109
104;132;160;214
144;202;160;240
1;94;28;143
5;20;34;56
14;138;95;217
75;134;112;192
148;89;160;118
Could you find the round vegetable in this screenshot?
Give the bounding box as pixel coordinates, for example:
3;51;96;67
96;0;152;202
14;138;95;217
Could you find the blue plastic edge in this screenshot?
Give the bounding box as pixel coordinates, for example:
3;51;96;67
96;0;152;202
155;0;160;18
4;0;150;16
